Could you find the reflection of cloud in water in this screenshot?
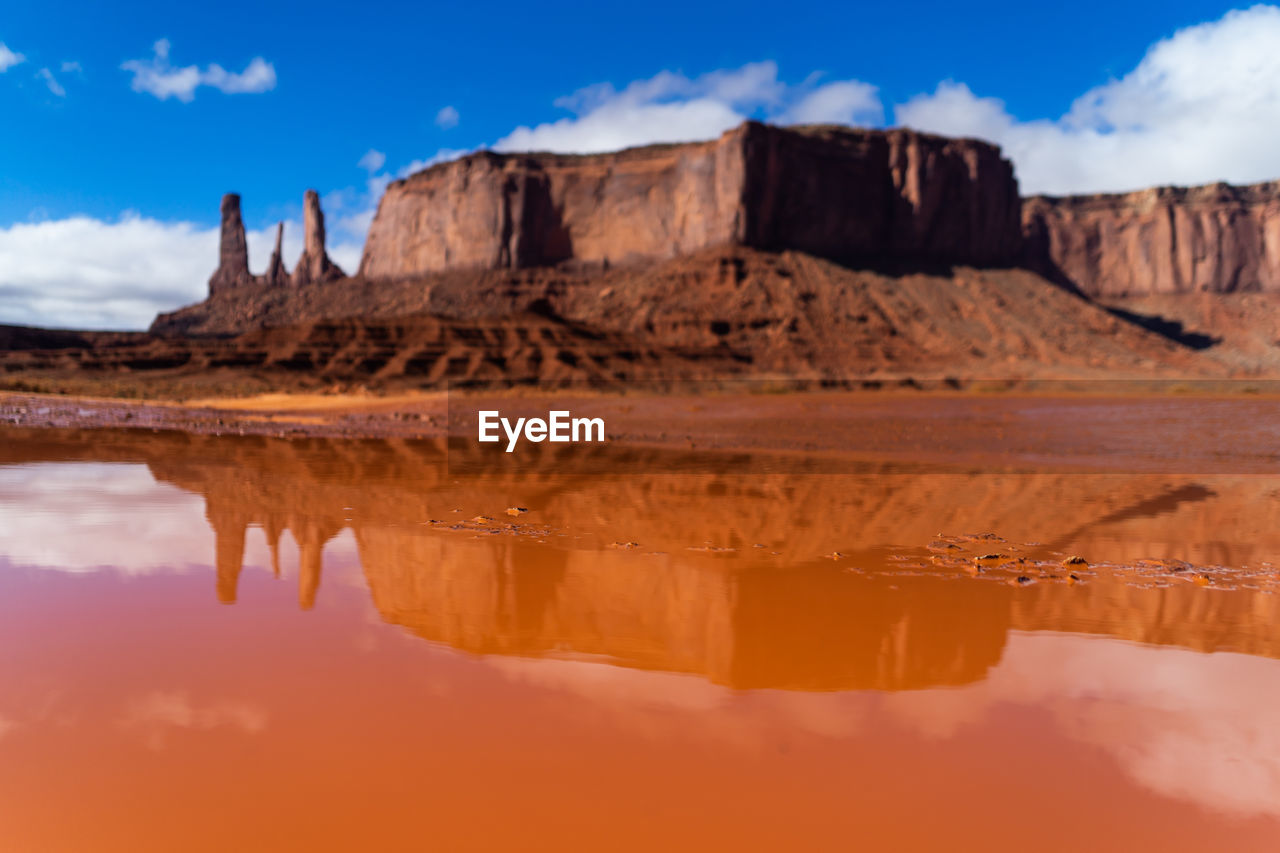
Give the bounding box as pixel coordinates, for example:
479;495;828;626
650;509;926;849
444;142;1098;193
489;657;726;712
120;690;268;750
0;462;366;585
0;463;210;574
487;655;874;749
488;634;1280;819
990;634;1280;820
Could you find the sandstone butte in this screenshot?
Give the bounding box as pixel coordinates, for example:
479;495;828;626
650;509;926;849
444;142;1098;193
357;121;1024;277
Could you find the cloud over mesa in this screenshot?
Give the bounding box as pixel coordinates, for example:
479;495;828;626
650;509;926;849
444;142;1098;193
897;5;1280;194
493;61;882;154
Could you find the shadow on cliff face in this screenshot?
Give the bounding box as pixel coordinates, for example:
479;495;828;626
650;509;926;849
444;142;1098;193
1104;306;1222;351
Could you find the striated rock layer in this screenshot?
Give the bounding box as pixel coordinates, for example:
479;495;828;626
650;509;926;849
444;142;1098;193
1022;182;1280;297
358;121;1023;279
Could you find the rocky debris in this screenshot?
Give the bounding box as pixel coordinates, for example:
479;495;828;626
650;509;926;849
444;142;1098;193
291;189;344;287
204;191;344;296
359;121;1023;279
1023;181;1280;297
208;193;253;294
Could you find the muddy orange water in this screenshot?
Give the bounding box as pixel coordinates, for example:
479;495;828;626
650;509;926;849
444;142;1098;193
2;407;1280;851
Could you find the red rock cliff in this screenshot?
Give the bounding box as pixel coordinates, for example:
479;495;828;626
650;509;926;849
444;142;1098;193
358;121;1023;279
1022;182;1280;297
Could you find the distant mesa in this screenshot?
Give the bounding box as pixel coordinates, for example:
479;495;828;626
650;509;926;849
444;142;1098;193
208;189;344;295
1023;182;1280;297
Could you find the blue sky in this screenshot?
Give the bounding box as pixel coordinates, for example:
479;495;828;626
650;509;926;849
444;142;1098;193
1;1;1276;328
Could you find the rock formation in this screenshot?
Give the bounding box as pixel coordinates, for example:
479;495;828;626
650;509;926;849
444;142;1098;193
204;190;344;295
262;222;289;287
358;121;1023;279
290;189;343;287
207;194;253;294
1022;182;1280;297
178;123;1280;365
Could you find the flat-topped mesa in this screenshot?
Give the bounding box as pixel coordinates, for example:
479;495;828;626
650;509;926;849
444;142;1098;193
208;194;253;294
290;189;343;287
205;190;345;296
358;121;1023;280
1022;181;1280;297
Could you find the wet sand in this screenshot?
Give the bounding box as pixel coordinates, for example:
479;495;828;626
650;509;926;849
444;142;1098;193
1;428;1279;850
6;387;1280;472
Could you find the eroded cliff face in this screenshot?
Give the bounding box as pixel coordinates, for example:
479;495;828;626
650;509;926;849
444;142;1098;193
359;134;749;277
1022;182;1280;297
358;121;1023;279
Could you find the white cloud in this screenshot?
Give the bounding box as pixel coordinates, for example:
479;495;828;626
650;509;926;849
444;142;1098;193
324;159;400;251
36;67;65;97
60;60;81;74
357;148;386;173
0;212;362;330
779;79;883;126
493;61;879;154
0;42;24;72
896;5;1280;194
202;57;276;95
397;148;470;178
121;39;275;103
435;104;459;129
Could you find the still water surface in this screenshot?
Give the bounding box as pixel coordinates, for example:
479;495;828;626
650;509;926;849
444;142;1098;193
1;429;1278;851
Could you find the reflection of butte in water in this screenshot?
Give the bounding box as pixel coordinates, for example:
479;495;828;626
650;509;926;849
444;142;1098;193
7;431;1278;690
161;438;1280;693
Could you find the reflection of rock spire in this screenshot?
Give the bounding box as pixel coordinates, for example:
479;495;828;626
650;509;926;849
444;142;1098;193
294;520;341;611
264;517;285;578
210;512;247;604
